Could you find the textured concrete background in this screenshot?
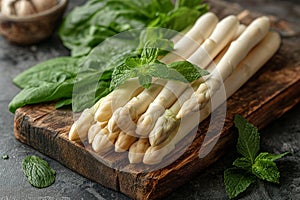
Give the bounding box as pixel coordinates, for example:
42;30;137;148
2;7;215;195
0;0;299;199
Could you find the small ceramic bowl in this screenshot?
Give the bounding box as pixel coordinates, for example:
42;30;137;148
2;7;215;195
0;0;68;45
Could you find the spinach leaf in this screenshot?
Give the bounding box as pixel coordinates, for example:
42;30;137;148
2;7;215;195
13;57;79;89
59;0;207;57
9;79;74;113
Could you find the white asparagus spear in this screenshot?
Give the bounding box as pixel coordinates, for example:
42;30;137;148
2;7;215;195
128;138;150;164
135;16;239;137
69;78;142;141
92;127;119;153
160;12;219;64
177;16;270;119
211;24;246;68
187;15;239;67
87;122;102;144
143;31;281;165
94;78;143;123
114;131;137;152
148;82;198;146
68;98;103;141
107;79;167;133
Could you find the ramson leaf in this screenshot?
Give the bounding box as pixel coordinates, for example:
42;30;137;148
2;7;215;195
234;115;260;164
252;159;280;184
224;168;256;199
22;156;56;188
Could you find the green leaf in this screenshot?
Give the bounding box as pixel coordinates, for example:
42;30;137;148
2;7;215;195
168;61;209;82
141;46;159;64
110;63;136;89
2;155;9;160
233;157;252;172
125;57;142;68
234;115;260;164
138;74;152;88
8;79;74;113
13;57;79;89
59;0;207;56
55;99;72;109
147;62;171;79
252;159;280;184
176;0;203;8
224;168;256;199
22;156;56;188
255;152;290;162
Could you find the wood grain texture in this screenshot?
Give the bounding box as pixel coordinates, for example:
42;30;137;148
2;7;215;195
14;1;300;199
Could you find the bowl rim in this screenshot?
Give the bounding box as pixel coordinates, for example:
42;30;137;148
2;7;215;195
0;0;68;21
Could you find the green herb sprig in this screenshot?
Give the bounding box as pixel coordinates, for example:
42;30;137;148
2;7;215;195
224;115;289;199
110;40;209;89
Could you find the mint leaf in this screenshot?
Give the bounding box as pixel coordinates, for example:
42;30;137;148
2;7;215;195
138;74;152;89
110;63;136;89
141;46;159;64
252;159;280;184
234;115;260;164
125;57;142;68
255;152;290;162
233;157;252;172
169;61;209;82
138;28;175;56
224;168;256;199
22;156;56;188
148;62;172;79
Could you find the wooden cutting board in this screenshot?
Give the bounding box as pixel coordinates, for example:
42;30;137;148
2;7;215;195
13;1;300;199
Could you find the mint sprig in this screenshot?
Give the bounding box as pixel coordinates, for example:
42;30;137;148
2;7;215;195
110;40;209;89
224;115;290;199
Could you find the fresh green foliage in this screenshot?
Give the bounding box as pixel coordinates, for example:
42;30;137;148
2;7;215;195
110;42;209;89
59;0;208;57
224;115;289;199
22;156;56;188
252;158;280;183
168;61;209;82
8;57;79;113
54;98;72;109
234;114;260;164
2;155;9;160
232;157;252;172
8;32;137;113
255;152;290;162
224;168;256;199
13;57;79;89
9;0;208;113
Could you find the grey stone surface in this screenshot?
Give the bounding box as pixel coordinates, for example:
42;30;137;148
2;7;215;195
0;0;299;199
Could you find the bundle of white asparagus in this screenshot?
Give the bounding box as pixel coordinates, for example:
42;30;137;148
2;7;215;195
69;12;281;165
